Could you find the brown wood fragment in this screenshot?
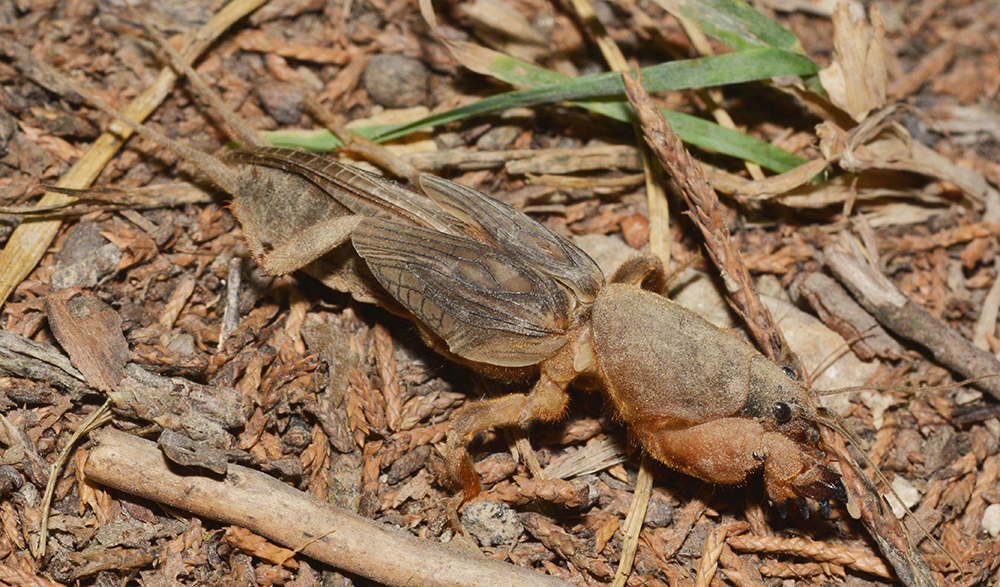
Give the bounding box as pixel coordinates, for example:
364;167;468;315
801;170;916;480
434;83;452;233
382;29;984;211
108;364;249;446
798;272;906;361
43;292;128;393
225;526;299;568
888;40;956;100
157;428;231;475
0;330;87;392
58;545;158;582
825;233;1000;399
84;429;574;587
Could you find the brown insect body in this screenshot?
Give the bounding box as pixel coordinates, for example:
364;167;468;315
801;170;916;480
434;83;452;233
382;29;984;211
286;156;845;506
593;284;838;503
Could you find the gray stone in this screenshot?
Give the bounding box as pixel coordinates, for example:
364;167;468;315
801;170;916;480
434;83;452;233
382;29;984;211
362;54;429;109
461;500;523;547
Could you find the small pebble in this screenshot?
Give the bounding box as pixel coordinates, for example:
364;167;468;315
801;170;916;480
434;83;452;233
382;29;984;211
386;445;432;484
643;498;673;528
475;123;521;151
166;333;197;356
983;504;1000;537
256;80;305;126
54;222;107;266
362;54;429;109
461;500;523;547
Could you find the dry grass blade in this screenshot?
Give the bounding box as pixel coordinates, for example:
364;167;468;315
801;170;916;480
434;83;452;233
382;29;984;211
727;533;891;578
36;401;112;558
0;0;268;310
566;0;671;262
610;455;653;587
619;71;798;373
455;34;682;565
820;425;939;586
542;436;625;480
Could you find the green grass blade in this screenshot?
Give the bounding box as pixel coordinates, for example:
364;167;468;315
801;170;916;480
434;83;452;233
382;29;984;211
265;105;806;173
665;110;805;171
264;48;813;171
651;0;807;54
370;49;813;138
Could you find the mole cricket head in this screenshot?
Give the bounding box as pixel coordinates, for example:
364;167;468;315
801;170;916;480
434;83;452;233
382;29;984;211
742;357;845;506
742;356;823;448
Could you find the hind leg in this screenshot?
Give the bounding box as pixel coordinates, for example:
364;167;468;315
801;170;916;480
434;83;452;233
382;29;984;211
446;359;573;499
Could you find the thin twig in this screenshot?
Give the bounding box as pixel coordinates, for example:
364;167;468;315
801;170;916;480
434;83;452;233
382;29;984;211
825;231;1000;399
85;429;576;587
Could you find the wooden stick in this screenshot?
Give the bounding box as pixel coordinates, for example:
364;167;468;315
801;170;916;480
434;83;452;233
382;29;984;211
84;429;573;587
825;232;1000;399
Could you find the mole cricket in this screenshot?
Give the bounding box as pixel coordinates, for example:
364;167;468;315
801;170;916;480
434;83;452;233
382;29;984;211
60;41;848;511
233;148;846;508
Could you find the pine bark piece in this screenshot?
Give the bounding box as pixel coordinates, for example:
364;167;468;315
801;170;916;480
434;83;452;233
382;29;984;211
44;293;129;393
85;429;575;587
824;234;1000;399
0;330;86;392
110;364;249;447
158;428;231;475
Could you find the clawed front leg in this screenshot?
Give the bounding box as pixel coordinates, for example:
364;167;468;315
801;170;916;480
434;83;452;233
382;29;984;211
446;363;572;499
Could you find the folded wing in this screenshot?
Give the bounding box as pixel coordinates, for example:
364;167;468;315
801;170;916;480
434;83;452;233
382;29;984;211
419;174;605;302
352;218;572;367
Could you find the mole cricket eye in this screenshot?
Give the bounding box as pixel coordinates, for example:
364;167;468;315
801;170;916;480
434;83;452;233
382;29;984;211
774;402;793;424
780;366;796;380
